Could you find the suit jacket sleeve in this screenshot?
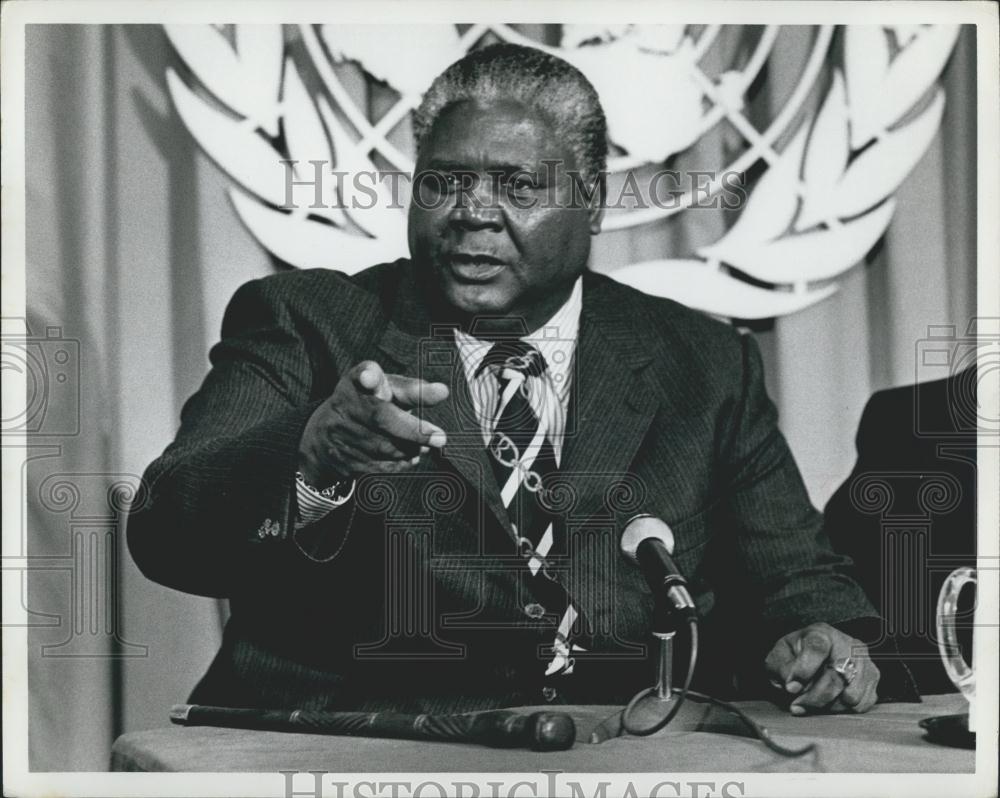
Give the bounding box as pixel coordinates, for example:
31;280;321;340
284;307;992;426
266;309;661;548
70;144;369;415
720;333;878;648
822;391;888;598
126;277;333;598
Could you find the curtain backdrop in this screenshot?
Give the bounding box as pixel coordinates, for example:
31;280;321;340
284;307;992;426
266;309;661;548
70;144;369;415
23;24;976;770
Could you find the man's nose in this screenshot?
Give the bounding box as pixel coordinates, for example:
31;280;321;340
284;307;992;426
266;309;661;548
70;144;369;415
448;178;503;230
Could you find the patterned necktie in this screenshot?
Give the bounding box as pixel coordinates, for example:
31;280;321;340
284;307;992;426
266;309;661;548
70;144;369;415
477;340;583;678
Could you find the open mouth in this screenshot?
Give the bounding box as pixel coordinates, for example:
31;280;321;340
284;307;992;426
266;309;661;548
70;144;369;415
446;253;506;282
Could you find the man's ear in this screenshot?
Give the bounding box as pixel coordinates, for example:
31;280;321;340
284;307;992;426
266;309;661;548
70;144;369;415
588;173;606;235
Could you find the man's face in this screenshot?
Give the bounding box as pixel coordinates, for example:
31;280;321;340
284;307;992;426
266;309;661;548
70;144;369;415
408;99;603;331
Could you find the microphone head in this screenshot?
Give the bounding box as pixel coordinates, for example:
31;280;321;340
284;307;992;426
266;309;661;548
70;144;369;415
526;711;576;751
620;515;675;562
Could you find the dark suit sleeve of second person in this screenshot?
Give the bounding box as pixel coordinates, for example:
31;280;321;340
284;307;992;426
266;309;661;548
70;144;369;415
126;276;333;598
719;333;879;648
822;390;890;602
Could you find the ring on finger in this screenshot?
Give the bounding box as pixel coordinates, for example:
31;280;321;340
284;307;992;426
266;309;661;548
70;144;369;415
828;656;859;686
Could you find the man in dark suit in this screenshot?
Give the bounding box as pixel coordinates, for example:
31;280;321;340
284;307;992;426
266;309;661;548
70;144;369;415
128;43;882;715
824;368;977;694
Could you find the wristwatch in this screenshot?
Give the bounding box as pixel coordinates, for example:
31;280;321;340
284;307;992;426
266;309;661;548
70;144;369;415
295;470;356;505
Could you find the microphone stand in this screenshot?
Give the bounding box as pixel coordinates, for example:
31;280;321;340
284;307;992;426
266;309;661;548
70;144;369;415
652;594;678;703
654;631;675;702
618;594;697;736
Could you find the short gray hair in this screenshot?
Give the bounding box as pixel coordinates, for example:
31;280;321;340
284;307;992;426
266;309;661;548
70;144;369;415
413;42;608;186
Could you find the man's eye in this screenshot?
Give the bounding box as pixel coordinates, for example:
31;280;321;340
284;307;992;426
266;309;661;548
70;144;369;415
508;175;538;192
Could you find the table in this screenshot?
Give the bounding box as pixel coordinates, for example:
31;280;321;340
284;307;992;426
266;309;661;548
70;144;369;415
111;694;974;773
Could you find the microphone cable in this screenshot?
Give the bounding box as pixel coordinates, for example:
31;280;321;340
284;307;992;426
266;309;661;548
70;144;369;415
683;689;817;758
620;618;816;758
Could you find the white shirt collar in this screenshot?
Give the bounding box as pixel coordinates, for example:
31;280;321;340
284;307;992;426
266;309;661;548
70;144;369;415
453;276;582;396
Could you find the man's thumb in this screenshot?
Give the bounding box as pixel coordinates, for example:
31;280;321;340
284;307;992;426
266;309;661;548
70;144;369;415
354;361;392;401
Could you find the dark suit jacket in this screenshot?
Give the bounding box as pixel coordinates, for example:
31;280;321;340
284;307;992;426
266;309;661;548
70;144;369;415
824;371;977;694
127;260;878;712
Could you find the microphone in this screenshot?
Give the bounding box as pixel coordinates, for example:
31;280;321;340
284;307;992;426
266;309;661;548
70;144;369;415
620;515;696;621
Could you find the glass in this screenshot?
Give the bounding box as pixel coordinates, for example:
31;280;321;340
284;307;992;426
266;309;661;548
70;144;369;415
936;566;977;730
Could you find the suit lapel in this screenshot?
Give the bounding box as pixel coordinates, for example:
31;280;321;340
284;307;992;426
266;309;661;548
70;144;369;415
560;272;658;522
375;288;512;538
